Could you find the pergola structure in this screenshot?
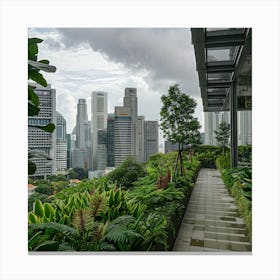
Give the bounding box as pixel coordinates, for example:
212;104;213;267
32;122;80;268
191;28;252;167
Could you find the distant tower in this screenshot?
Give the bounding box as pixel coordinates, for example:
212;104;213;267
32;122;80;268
114;106;133;166
136;116;145;162
76;99;88;149
72;99;90;169
91;91;108;170
123;88;138;157
107;113;115;167
28;83;56;178
97;129;107;170
144;121;159;161
55;111;67;174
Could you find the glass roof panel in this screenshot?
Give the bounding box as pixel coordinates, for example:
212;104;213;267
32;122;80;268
207;72;232;82
207;46;236;62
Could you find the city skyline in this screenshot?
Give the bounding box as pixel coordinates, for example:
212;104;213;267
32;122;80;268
28;28;205;146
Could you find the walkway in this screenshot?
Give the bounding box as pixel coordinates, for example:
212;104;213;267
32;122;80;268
173;168;251;252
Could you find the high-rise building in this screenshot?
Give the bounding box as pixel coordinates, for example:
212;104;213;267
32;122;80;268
107;113;115;167
72;99;91;169
66;133;72;168
123;88;138;157
136;116;145;162
97;129;107;170
55;111;67;174
238;111;252;145
114;106;133;166
28;83;56;178
144;121;159;161
91;91;108;170
76;99;88;149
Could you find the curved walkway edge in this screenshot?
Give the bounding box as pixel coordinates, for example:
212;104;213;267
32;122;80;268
173;168;252;252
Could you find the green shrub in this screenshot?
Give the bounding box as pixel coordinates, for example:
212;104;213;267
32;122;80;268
107;157;146;189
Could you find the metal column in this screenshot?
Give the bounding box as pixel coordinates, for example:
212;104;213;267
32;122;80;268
230;80;238;167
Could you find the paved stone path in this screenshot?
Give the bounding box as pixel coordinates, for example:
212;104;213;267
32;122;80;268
173;168;251;252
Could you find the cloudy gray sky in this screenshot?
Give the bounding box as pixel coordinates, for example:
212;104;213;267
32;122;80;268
28;28;203;146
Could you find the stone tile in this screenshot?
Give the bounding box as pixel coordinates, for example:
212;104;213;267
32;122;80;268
204;240;218;249
192;230;204;240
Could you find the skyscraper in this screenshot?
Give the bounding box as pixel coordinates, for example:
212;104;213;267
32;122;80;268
114;106;133;166
107;113;115;167
76;99;88;149
97;129;107;170
91;91;108;170
144;121;159;161
123;88;138;157
72;99;90;169
55;111;67;174
28;83;56;178
136;116;145;162
66;133;72;169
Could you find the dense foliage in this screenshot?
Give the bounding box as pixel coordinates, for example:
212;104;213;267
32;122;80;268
28;153;201;251
216;153;252;240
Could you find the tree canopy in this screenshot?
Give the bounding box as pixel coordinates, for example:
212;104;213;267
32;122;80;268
160;84;201;149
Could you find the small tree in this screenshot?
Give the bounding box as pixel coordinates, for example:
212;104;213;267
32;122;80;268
214;121;230;152
160;85;201;176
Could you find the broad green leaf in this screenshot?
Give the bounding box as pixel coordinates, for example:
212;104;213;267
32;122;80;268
28;212;40;224
28;160;36;175
28;38;43;45
44;203;54;219
29;123;55;133
28;70;47;87
28;102;40;116
34;200;44;218
28;85;39;107
38;59;49;64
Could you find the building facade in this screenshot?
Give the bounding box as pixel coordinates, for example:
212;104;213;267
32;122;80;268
91;91;108;170
72;99;91;169
114;106;133;166
123;88;138;157
55;111;67;174
144;121;159;161
107;113;115;167
136;116;145;162
97;129;108;170
28;83;56;178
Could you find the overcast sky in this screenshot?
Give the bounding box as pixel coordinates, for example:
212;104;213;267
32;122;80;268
28;28;204;146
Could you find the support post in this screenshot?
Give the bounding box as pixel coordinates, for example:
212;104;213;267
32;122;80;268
230;80;238;168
